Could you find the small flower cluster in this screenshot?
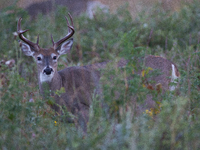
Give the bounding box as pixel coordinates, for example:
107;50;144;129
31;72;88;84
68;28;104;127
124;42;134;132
144;103;161;118
54;121;57;126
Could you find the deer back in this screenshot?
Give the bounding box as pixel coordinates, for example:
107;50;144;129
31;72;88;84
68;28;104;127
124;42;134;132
144;55;180;91
57;66;101;107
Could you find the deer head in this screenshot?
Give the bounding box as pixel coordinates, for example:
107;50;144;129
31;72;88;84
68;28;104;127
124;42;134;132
17;13;75;83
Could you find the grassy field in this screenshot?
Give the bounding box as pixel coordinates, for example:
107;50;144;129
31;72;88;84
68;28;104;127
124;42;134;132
1;0;200;149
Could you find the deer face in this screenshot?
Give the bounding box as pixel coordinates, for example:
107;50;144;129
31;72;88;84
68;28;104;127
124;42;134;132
17;14;74;83
20;39;73;82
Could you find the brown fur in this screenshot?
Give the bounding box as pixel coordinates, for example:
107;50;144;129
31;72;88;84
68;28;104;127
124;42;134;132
39;66;100;130
144;55;180;91
140;55;180;112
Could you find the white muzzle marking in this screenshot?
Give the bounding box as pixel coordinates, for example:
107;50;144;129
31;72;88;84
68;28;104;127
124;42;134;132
40;67;54;83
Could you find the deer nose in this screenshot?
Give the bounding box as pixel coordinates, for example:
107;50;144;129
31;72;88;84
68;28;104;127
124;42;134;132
44;66;53;75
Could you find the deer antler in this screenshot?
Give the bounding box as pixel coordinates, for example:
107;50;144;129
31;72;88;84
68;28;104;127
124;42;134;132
51;13;75;49
17;17;39;50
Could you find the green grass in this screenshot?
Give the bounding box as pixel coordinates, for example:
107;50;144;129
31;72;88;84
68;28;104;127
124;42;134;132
1;1;200;149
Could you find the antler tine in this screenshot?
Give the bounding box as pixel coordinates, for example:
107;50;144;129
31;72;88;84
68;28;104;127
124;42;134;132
53;13;75;49
65;15;70;33
51;34;55;45
17;17;39;49
68;12;74;27
17;17;22;32
66;13;75;34
36;35;39;45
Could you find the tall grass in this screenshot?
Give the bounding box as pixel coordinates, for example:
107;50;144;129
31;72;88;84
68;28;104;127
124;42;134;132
1;1;200;149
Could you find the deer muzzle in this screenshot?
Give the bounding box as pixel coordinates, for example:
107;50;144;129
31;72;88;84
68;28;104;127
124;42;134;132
44;66;53;75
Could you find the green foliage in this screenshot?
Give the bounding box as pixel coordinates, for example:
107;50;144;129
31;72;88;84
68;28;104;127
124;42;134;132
55;87;66;97
1;1;200;149
133;0;200;50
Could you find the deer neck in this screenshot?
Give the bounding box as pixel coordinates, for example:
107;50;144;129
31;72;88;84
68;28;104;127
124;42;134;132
38;71;62;97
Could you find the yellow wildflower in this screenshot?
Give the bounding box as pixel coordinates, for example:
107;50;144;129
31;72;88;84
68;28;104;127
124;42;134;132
54;121;57;126
145;109;153;117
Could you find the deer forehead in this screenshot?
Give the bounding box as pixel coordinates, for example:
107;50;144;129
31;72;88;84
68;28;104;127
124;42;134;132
34;47;59;57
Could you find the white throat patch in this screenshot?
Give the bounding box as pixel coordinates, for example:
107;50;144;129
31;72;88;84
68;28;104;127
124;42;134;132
40;72;54;83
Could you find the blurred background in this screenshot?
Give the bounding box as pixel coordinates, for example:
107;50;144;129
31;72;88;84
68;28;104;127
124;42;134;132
1;0;200;149
1;0;193;18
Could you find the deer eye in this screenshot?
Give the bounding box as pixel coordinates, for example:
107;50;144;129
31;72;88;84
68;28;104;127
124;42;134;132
37;57;42;61
53;56;57;60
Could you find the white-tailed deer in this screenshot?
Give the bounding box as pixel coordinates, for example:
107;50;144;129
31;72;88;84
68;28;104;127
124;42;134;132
17;13;101;131
142;55;180;109
143;55;180;92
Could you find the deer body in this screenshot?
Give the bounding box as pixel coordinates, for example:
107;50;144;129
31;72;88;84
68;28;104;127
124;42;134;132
39;66;100;107
40;66;100;128
144;55;180;92
135;55;180;110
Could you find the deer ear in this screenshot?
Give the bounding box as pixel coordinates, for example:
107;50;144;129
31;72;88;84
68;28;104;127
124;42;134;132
57;38;73;55
20;42;34;56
